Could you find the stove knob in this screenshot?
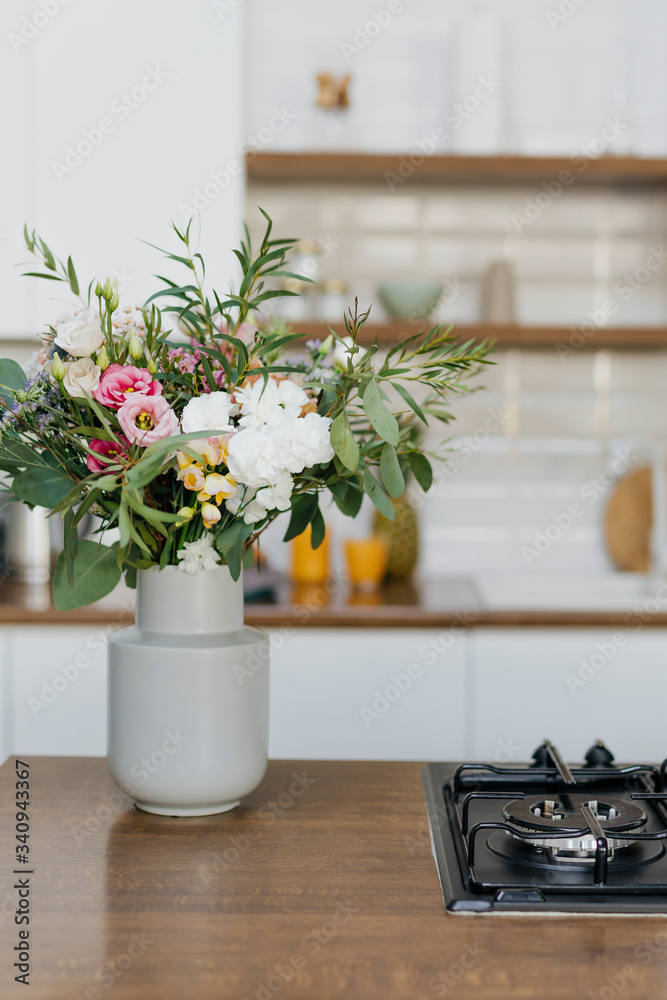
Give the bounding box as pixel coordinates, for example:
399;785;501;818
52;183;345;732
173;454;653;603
584;741;615;767
530;743;551;768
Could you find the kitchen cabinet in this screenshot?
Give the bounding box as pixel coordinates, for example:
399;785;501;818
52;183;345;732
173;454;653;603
3;622;667;764
2;626;469;762
471;628;667;762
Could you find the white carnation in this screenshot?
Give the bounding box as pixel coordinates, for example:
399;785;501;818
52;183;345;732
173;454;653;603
236;377;308;430
255;470;294;512
54;310;105;358
181;391;238;434
276;413;334;471
225;487;269;524
227;427;283;488
62;357;101;398
177;535;220;574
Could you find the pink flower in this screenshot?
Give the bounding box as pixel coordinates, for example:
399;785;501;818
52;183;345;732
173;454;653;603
118;395;178;447
86;436;130;473
94;364;162;410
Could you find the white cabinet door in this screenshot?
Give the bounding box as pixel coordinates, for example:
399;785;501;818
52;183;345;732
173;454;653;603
8;627;109;757
268;627;468;760
472;628;667;763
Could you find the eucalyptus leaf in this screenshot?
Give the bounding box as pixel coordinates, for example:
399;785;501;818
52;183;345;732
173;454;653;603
380;443;405;499
407;453;433;492
53;540;121;611
0;359;27;411
13;455;75;508
363;378;399;446
330;412;360;473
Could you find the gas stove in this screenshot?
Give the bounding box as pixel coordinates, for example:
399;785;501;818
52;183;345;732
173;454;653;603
422;741;667;913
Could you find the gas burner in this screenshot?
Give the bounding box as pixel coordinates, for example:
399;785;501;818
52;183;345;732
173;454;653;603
502;794;647;860
422;739;667;913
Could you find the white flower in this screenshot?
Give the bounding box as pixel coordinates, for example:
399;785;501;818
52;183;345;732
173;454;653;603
227;427;283;488
236;377;308;430
255;470;294;512
54;310;105;358
62;357;101;398
331;336;355;372
225;487;269;524
180;391;238;434
276;413;334;471
177;535;220;574
111;306;147;335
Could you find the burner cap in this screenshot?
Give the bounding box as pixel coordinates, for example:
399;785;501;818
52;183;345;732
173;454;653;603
503;794;647;860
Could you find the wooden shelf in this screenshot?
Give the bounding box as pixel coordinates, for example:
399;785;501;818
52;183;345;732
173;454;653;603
247;152;667;185
291;321;667;349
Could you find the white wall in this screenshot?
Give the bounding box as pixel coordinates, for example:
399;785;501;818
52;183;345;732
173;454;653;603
244;0;667;156
1;0;246;340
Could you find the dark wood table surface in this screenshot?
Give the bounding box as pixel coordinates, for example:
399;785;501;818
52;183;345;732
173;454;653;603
2;757;667;999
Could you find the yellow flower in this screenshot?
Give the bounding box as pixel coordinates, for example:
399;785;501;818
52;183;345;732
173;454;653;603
178;465;205;491
201;502;221;529
175;506;195;525
176;450;199;471
202;473;237;504
198;434;230;468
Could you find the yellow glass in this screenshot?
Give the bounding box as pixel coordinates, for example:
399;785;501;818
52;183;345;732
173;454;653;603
291;523;329;584
344;538;388;591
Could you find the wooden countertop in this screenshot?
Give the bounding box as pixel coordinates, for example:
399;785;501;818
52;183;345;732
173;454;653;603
3;756;667;999
1;575;666;628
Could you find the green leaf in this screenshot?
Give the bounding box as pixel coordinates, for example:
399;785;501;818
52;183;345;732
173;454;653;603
407;453;433;492
52;540;121;611
380;443;405;498
12;455;75;508
328;479;363;518
393;382;428;424
67;256;79;296
283;492;319;542
363;378;399;446
363;468;395;520
310;506;325;549
63;508;78;585
330;412;359;472
0;359;27;410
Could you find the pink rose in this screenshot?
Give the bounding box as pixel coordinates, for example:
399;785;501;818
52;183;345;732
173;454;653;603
94;364;162;410
86;437;130;473
118;395;178;447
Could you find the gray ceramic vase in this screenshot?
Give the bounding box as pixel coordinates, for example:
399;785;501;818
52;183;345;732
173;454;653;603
107;564;269;816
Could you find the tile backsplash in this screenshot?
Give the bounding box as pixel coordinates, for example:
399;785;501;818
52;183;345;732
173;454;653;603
246;182;667;329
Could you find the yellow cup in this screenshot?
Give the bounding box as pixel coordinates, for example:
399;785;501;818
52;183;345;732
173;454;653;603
344;538;388;591
291;523;329;584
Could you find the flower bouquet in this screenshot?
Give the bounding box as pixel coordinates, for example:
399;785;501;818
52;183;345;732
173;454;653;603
0;212;490;610
1;212;491;814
